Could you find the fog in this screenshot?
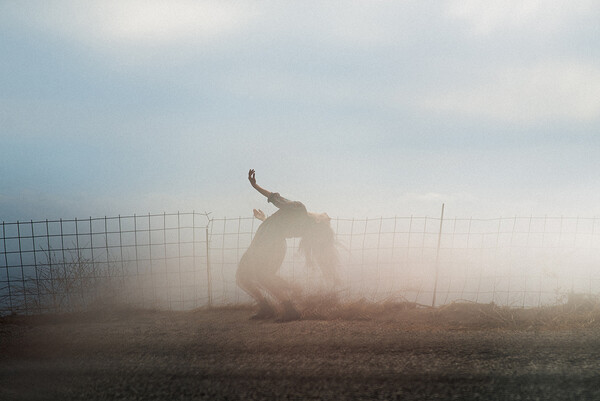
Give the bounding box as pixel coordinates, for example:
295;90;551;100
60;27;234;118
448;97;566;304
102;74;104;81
1;1;600;313
3;212;600;316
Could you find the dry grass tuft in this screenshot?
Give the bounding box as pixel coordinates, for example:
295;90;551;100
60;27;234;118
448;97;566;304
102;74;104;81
297;293;421;321
431;300;600;330
287;294;600;329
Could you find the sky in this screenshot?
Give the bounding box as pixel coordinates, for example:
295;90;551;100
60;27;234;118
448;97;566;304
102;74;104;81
1;0;600;222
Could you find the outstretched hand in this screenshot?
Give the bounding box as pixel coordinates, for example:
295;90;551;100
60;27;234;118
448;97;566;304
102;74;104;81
253;209;266;221
248;169;257;187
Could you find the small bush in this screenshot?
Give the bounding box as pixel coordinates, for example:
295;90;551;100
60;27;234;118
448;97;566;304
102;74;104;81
2;249;125;314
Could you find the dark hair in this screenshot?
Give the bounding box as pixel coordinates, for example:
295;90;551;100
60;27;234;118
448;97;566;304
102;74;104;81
299;213;340;284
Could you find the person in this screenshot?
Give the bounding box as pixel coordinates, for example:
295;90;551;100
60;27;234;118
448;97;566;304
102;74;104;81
236;169;340;321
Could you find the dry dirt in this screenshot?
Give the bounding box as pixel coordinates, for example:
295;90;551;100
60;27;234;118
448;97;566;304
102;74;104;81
2;303;600;400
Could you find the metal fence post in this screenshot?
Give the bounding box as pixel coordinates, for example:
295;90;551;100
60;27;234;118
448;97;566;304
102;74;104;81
205;227;212;308
432;203;445;307
17;221;27;314
31;220;41;313
2;221;14;312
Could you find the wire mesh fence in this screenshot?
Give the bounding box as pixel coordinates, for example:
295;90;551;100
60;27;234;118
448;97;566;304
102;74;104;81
0;212;211;315
2;210;600;315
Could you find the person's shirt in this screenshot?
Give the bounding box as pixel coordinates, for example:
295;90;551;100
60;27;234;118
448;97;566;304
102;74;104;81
251;193;309;246
267;192;305;212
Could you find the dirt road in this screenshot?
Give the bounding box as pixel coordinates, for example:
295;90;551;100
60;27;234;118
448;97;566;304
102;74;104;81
2;306;600;400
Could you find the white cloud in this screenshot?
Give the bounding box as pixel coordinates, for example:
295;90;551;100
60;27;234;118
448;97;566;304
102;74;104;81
1;0;256;47
419;61;600;123
316;1;416;47
97;0;255;44
242;1;425;49
446;0;596;36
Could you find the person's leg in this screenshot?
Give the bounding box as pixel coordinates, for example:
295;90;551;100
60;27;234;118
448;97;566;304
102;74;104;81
257;273;291;302
258;273;301;321
236;260;275;319
255;240;301;321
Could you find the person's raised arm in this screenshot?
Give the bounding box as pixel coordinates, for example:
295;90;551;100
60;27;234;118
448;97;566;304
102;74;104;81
248;169;300;210
248;169;272;199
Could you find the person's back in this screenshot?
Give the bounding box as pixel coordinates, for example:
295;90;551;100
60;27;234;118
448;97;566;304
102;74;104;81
236;169;338;322
250;195;308;245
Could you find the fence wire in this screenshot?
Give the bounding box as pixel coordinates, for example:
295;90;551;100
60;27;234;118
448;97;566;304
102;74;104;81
2;212;600;315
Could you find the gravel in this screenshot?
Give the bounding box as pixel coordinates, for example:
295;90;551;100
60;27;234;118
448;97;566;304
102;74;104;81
2;308;600;400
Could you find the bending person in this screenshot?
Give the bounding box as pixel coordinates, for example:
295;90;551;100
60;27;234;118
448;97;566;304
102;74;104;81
237;169;339;321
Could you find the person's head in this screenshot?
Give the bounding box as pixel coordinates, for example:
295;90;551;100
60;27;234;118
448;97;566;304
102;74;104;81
299;212;340;284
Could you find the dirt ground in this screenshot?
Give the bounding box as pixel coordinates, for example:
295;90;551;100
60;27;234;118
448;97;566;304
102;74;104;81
2;303;600;400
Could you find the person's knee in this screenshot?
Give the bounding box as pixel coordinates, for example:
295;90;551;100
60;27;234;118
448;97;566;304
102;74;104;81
255;266;275;282
236;264;254;286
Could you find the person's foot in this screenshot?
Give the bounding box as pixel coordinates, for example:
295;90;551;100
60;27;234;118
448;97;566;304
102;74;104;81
250;300;276;320
276;301;301;322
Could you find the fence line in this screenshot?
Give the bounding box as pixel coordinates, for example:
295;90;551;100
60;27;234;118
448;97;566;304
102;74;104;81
2;210;600;315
